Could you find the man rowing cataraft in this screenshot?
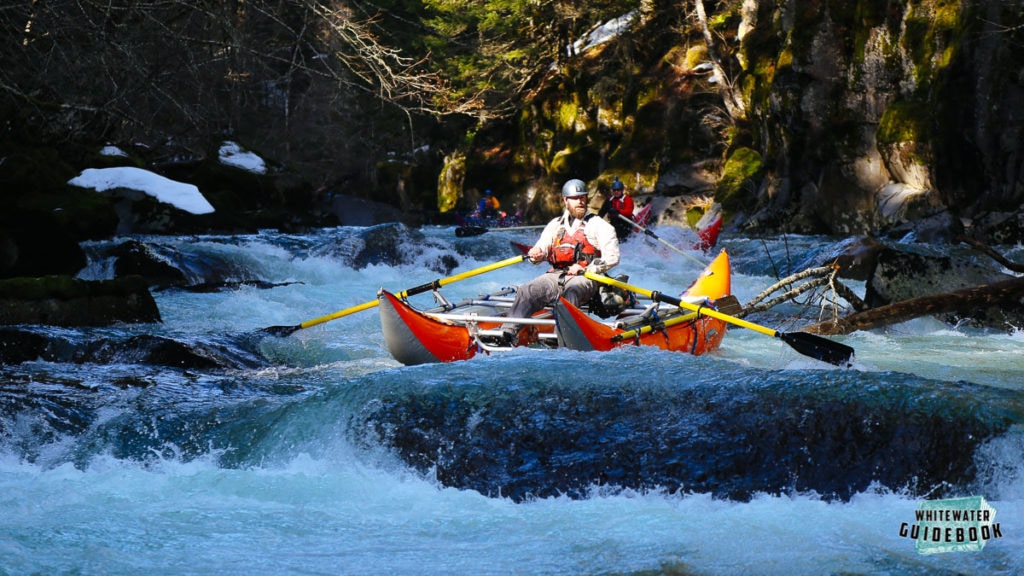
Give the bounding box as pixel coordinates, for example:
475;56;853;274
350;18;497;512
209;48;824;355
499;178;621;345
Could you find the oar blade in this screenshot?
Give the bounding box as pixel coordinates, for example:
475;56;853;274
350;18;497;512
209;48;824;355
779;331;855;367
455;226;487;237
259;324;302;337
713;295;743;317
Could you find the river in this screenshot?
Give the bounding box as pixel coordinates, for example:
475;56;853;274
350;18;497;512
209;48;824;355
1;224;1022;575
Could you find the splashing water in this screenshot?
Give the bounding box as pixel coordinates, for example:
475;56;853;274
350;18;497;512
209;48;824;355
2;225;1023;575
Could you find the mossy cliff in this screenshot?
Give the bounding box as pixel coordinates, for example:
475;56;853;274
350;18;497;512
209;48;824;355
2;1;1020;242
733;0;1020;238
452;0;1023;241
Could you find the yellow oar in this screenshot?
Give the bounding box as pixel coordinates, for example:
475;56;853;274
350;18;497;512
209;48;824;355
261;254;527;336
585;272;855;366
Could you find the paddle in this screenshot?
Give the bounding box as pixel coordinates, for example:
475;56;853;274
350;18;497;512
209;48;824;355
616;214;706;266
260;254;527;336
585;272;855;366
455;224;547;237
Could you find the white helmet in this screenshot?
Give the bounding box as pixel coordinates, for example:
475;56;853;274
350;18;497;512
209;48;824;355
561;179;588;197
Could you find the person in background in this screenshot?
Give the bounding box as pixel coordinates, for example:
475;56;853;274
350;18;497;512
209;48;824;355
500;178;620;344
478;189;501;219
599;176;635;241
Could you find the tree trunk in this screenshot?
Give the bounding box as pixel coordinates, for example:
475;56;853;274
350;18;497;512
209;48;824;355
805;277;1024;335
693;0;746;120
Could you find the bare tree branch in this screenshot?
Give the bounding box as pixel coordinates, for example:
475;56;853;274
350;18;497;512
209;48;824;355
693;0;746;121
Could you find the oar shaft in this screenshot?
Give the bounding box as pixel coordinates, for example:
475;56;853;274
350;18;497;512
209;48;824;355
615;309;702;341
299;299;377;329
432;255;527;288
295;255;526;331
585;272;776;337
489;224;547;232
616;214;705;266
455;224;547;236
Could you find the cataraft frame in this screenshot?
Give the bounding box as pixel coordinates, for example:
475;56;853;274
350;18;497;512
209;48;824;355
378;250;733;365
378;288;559;365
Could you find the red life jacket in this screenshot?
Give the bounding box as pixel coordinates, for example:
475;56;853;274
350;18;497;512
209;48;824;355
547;214;601;269
610;194;634;220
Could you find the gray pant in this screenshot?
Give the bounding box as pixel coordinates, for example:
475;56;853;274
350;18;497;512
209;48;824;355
506;269;597;323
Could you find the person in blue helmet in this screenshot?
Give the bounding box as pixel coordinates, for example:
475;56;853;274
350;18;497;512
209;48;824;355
599;176;636;241
477;189;500;219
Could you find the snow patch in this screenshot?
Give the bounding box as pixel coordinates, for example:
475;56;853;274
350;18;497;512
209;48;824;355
219;141;266;174
68;166;215;215
570;12;636;55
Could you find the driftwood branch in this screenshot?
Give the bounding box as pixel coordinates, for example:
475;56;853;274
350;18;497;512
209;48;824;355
739;263;867;323
832;279;868;312
745;275;830;314
747;266;836;307
958;236;1024;273
749;237;1023;336
804;276;1024;335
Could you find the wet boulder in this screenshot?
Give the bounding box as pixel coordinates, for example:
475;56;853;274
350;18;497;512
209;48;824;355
0;327;268;369
0;275;160;327
795;235;885;281
0;328;49;365
352;372;1018;503
313;223;459;274
111;240;189;287
77;334;268;370
863;243;1024;328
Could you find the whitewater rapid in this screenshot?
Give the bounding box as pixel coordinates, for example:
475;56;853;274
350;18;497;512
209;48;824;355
1;225;1022;574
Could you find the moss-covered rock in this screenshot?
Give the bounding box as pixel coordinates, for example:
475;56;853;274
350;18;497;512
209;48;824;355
716;147;763;215
437;153;466;213
0;275;160;327
3;0;1022;242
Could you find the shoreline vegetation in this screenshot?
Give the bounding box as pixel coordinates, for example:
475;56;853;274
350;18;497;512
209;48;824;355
2;1;1022;331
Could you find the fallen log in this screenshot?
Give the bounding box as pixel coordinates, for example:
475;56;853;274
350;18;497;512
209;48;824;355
805;276;1024;335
